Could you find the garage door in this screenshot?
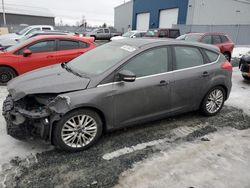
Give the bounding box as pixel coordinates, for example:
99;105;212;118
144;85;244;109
136;13;150;31
159;8;179;28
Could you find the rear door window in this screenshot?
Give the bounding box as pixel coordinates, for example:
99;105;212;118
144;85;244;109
212;35;222;44
201;35;212;44
122;47;169;77
204;50;219;62
59;40;79;50
104;29;110;33
174;46;204;70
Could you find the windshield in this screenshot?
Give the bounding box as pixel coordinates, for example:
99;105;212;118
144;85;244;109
16;27;32;35
6;37;34;52
122;31;136;37
145;30;157;37
67;42;137;75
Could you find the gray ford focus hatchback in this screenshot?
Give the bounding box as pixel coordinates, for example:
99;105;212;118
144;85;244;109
2;39;232;152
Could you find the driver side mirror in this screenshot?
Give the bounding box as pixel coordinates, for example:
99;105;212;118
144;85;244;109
117;70;136;82
23;49;32;57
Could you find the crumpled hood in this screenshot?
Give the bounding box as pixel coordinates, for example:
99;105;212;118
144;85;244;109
8;64;90;101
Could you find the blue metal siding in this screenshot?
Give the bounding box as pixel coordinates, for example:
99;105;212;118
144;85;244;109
132;0;189;29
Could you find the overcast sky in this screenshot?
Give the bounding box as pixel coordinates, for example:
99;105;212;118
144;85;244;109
3;0;127;26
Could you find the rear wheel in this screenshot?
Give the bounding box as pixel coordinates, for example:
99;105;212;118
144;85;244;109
53;109;103;152
200;86;226;116
0;67;17;85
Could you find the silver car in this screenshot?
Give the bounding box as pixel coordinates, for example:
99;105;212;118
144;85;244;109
2;39;232;152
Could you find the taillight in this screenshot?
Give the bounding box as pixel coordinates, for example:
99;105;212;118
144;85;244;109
221;60;233;71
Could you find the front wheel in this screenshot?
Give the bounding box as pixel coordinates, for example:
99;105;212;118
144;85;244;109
0;67;17;85
53;109;103;152
200;87;226;116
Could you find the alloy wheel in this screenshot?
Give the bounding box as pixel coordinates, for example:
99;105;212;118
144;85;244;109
61;115;98;148
206;89;224;114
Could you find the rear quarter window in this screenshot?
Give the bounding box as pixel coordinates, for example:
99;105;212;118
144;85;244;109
220;35;229;43
204;50;219;62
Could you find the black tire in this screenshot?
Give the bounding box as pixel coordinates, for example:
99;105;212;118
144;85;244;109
53;109;103;152
200;86;226;116
243;75;250;81
223;52;231;62
0;67;17;85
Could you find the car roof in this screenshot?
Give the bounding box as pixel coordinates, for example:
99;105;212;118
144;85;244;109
187;32;227;36
31;35;87;41
28;25;53;28
112;38;220;52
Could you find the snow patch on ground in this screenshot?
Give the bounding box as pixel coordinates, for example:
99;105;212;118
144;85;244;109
225;68;250;116
103;124;207;160
115;128;250;188
232;46;250;58
0;86;53;172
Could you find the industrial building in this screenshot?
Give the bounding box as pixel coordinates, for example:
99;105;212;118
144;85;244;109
114;0;250;32
0;4;55;25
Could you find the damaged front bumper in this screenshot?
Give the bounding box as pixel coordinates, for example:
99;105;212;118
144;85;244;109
2;94;71;141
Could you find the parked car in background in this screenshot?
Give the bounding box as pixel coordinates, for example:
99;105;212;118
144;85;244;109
2;39;232;152
18;30;74;41
0;25;54;49
177;33;235;61
145;28;180;39
0;35;95;84
87;28;121;40
239;53;250;80
111;30;146;41
0;31;74;50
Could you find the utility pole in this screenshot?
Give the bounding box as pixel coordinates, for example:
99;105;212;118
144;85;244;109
2;0;6;25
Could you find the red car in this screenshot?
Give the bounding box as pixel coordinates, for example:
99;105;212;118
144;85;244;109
0;35;96;84
177;33;235;61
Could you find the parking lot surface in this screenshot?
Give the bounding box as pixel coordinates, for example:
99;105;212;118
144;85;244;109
0;68;249;188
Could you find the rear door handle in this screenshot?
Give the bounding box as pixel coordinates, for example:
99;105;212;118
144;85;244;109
202;71;210;77
47;55;54;58
158;80;169;86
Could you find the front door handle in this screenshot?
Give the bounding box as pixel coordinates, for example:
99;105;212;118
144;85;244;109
47;55;54;58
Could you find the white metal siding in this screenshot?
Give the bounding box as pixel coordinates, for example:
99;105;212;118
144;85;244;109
159;8;179;28
136;13;150;30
